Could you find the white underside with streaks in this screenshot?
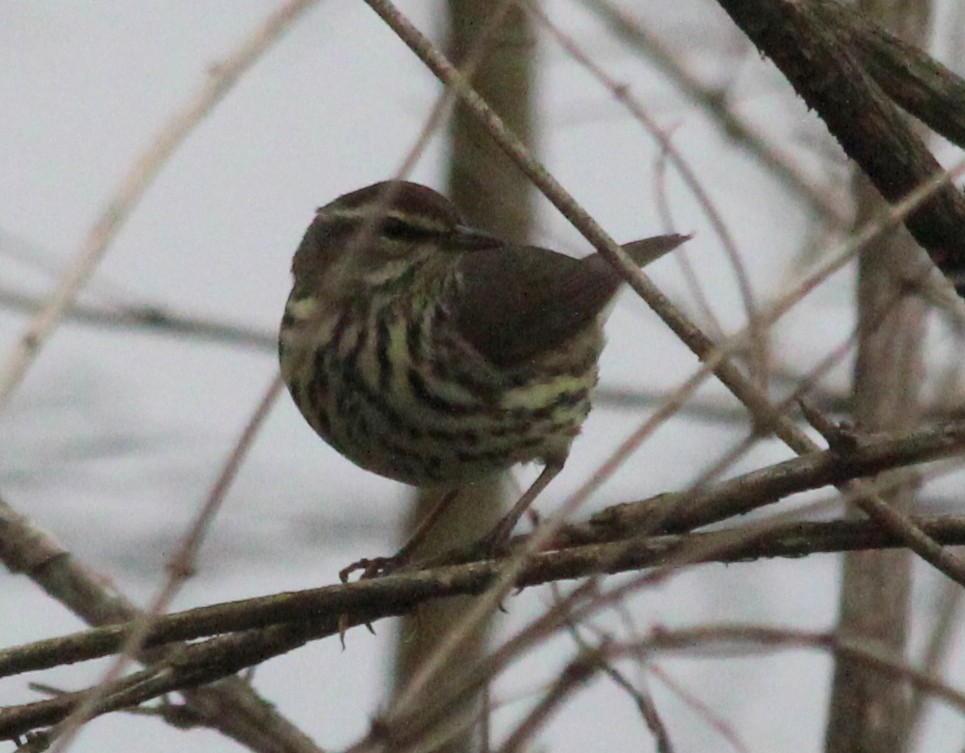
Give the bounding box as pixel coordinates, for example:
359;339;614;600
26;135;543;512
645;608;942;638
279;285;603;487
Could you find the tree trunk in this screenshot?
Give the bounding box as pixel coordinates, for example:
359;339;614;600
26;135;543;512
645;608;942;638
391;4;536;752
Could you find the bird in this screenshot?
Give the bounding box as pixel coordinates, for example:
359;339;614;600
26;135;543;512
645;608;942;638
278;180;688;576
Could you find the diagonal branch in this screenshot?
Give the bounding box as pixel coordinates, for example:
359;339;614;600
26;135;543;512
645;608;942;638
714;0;965;292
0;491;322;753
815;0;965;149
4;415;965;685
360;0;965;586
5;513;965;740
0;0;319;409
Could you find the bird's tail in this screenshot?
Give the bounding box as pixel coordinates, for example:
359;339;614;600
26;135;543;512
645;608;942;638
621;233;692;268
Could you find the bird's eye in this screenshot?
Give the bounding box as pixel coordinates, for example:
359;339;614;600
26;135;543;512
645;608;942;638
381;216;437;242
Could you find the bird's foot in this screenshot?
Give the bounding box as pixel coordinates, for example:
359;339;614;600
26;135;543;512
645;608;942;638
339;552;409;583
340;489;462;582
473;517;518;559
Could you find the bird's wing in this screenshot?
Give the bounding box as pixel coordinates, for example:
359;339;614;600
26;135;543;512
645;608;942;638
453;234;689;368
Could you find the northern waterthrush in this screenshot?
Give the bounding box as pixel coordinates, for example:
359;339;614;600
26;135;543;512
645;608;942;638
279;181;688;571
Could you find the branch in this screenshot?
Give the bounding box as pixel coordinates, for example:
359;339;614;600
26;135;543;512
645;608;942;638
361;0;965;586
0;492;321;753
5;513;965;685
577;416;965;540
6;414;965;678
0;0;318;408
714;0;965;293
6;514;965;739
0;283;275;349
583;0;850;227
816;0;965;149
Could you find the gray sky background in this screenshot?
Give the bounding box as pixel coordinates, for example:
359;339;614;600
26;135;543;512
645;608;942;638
2;2;963;751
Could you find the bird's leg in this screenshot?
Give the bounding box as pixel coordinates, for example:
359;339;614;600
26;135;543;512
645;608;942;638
478;460;564;554
340;488;461;581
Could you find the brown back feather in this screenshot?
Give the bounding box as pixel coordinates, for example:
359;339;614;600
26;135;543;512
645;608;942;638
454;233;688;368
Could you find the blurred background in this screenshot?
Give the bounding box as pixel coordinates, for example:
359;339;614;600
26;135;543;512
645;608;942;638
2;1;965;751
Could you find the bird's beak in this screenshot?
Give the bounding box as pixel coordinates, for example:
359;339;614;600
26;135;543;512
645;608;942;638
452;224;502;251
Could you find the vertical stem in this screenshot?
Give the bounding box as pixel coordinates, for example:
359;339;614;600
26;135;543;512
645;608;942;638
826;4;931;751
390;4;535;752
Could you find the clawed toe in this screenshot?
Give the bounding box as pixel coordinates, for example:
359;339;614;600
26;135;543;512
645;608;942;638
339;554;408;582
474;519;517;558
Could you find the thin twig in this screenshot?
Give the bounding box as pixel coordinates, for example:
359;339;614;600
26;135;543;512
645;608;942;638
44;376;285;752
714;0;965;291
0;0;318;410
0;501;321;753
7;508;965;688
583;0;851;227
0;284;276;348
529;2;766;380
903;579;965;746
362;0;965;586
